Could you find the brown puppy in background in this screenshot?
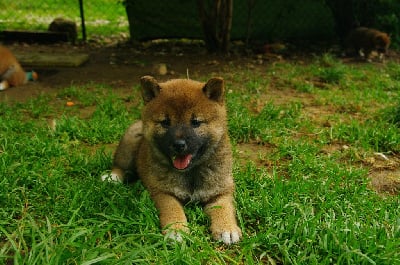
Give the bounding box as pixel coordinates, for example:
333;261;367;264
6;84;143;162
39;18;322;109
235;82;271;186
48;17;78;44
0;45;38;91
102;76;242;244
345;27;390;62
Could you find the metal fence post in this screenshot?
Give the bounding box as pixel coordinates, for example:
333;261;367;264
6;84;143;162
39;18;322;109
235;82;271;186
79;0;87;42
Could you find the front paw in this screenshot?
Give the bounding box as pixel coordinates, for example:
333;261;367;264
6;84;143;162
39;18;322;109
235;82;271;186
0;80;9;91
101;172;122;183
162;223;189;243
212;226;242;244
164;230;184;243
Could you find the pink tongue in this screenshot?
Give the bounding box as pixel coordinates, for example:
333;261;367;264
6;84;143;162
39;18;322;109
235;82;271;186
173;154;193;170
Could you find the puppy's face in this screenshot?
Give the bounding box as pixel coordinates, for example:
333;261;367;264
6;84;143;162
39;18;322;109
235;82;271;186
151;113;211;171
140;76;227;171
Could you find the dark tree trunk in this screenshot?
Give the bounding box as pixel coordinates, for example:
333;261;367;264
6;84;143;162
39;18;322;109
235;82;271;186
197;0;233;53
325;0;356;44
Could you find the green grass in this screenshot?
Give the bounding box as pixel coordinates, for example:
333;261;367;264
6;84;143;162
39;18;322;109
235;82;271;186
0;0;128;39
1;56;400;264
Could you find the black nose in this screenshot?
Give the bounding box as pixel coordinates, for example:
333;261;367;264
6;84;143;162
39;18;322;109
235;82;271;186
173;139;187;153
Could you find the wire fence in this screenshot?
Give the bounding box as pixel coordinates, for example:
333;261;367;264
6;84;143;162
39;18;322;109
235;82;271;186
0;0;398;46
0;0;129;42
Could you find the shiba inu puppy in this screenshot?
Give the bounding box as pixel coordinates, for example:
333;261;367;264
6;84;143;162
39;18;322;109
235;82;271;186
345;27;390;61
102;76;241;244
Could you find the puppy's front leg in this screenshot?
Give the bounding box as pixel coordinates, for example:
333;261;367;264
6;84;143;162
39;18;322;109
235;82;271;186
205;193;242;244
151;192;188;241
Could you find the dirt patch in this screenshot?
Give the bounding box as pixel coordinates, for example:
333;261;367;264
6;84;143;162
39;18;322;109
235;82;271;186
235;141;277;168
364;153;400;195
369;169;400;195
1;41;256;102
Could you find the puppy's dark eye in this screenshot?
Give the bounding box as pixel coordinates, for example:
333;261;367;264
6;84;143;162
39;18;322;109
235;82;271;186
191;118;202;128
160;118;171;128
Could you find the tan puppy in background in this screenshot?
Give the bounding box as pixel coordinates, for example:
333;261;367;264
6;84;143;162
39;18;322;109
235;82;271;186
0;45;37;91
102;76;242;244
345;27;390;62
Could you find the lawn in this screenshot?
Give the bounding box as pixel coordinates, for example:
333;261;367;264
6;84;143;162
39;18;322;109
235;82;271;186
0;53;399;264
0;0;129;38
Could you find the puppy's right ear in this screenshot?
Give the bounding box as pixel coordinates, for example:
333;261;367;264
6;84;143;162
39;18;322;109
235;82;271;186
140;75;161;103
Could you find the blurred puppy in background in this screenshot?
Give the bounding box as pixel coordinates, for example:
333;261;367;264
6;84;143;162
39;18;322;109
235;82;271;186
0;45;37;91
344;27;390;62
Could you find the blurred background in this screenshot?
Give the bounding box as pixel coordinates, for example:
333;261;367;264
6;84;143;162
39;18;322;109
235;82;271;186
0;0;399;48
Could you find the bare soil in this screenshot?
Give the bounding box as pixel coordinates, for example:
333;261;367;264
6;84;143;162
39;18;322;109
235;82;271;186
1;40;399;195
1;40;259;102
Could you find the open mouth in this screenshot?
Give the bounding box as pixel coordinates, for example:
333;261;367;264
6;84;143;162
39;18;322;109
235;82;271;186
172;154;193;170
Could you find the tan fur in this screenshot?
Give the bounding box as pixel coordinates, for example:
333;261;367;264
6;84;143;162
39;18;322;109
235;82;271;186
103;76;241;244
0;45;29;89
345;27;390;61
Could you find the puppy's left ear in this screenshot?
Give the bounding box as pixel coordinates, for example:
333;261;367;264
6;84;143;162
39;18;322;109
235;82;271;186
140;75;161;103
203;77;225;103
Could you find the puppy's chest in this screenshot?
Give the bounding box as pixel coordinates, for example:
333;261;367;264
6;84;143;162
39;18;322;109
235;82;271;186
168;170;222;202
